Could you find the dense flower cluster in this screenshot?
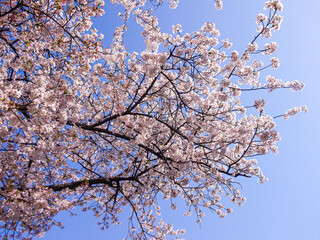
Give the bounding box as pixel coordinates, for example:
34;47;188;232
0;0;305;239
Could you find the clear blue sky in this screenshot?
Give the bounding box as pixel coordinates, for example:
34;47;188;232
40;1;320;239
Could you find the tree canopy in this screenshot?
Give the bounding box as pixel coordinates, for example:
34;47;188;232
0;0;305;239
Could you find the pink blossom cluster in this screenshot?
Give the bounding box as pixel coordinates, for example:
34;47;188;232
270;57;280;69
256;13;267;24
265;0;283;12
246;43;258;54
215;0;223;10
256;2;283;39
222;38;233;49
286;80;306;92
254;99;266;110
172;24;182;34
284;106;308;120
264;75;284;91
264;42;279;55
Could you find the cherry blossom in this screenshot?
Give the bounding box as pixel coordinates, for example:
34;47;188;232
0;0;305;239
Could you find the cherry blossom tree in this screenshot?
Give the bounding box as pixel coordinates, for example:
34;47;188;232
0;0;305;239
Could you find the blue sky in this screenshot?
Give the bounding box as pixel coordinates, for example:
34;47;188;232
40;1;320;239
